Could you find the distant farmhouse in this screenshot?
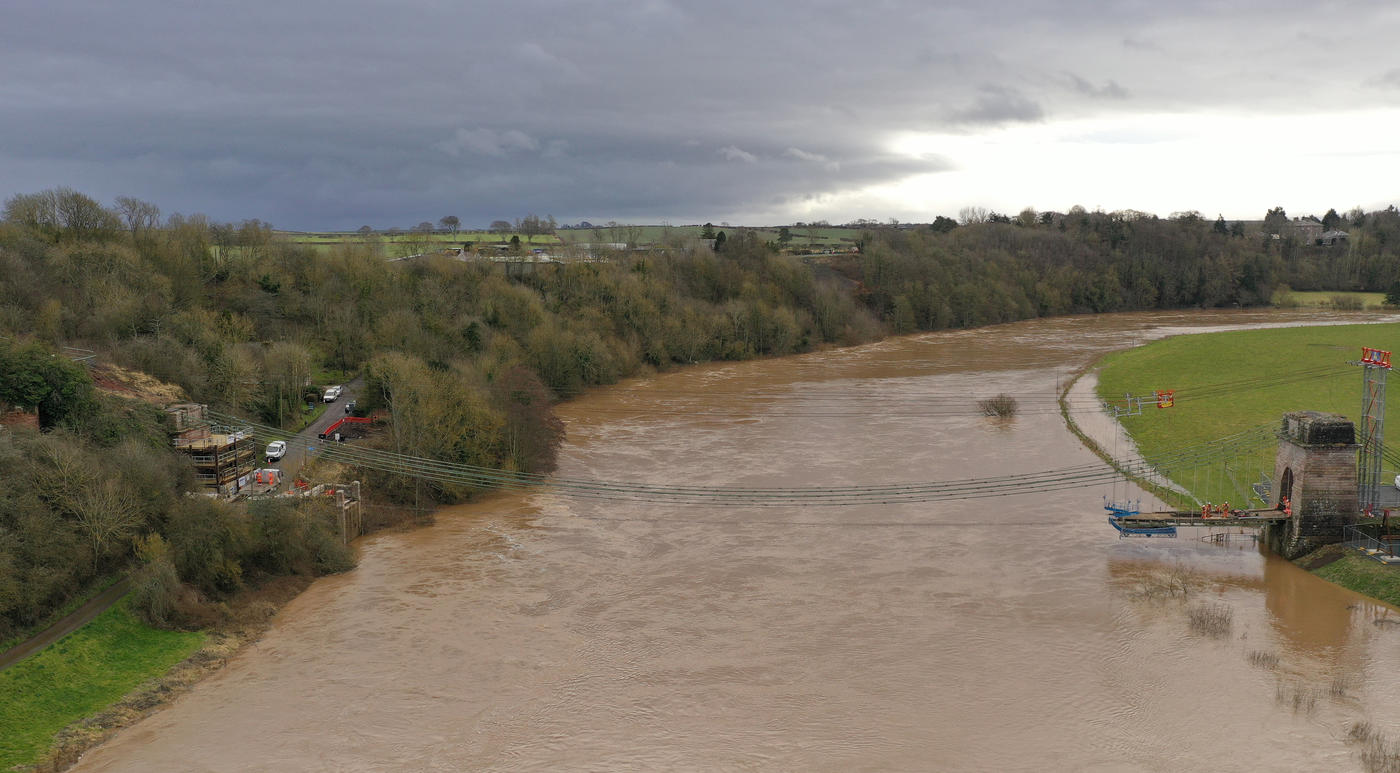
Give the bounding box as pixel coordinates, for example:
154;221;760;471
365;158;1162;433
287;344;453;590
1264;216;1348;246
1291;217;1324;243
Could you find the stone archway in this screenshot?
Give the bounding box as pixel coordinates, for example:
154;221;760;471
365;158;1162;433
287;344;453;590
1278;467;1294;505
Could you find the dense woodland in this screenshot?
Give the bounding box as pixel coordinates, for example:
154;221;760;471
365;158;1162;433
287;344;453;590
3;188;1400;636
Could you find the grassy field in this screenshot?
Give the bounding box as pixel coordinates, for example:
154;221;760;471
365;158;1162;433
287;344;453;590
1095;322;1400;507
0;598;204;770
279;231;562;254
281;225;865;252
551;224;861;249
1274;290;1388;310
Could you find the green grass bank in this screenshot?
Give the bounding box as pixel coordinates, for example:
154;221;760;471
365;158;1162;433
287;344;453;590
1314;551;1400;608
1093;319;1400;601
1274;290;1387;310
0;598;204;770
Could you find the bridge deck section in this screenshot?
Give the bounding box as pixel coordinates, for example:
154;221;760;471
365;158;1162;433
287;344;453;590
1117;508;1289;528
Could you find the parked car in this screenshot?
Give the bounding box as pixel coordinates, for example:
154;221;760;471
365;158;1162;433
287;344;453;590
344;399;357;414
265;440;287;463
323;385;343;402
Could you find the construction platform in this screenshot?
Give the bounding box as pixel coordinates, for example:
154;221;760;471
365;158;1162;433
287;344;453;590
1115;508;1291;529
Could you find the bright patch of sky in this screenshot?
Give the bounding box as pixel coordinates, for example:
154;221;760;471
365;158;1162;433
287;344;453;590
862;110;1400;221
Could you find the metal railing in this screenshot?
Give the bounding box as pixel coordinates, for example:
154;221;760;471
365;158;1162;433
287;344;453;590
1343;524;1400;563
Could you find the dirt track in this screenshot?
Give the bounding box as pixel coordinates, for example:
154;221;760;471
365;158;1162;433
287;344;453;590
0;578;131;672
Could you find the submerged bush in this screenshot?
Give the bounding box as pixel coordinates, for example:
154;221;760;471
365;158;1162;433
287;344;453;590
977;393;1019;417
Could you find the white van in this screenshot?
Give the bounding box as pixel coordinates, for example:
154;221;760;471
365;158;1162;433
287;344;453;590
265;440;287;463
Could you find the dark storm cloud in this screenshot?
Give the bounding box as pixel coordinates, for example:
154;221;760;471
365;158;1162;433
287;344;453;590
2;0;1398;227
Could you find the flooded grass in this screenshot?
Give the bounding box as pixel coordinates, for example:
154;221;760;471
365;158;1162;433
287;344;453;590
1275;681;1318;715
1187;602;1233;638
1125;567;1196;601
1350;721;1400;773
1248;650;1279;670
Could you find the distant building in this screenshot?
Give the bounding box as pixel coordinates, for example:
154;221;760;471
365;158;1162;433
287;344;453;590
1318;230;1349;246
1291;218;1324;243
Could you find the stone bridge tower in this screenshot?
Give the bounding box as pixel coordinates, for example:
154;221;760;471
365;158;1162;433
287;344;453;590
1270;411;1359;558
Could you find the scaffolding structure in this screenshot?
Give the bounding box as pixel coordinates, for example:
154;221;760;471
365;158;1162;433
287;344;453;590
167;403;257;497
1358;348;1390;513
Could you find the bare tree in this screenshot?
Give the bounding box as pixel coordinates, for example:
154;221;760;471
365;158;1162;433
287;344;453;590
516;214;554;238
5;188;120;240
959;206;989;225
403;221;436;256
70;477;143;570
114;196;161;235
439;215;460;234
262;341;312;426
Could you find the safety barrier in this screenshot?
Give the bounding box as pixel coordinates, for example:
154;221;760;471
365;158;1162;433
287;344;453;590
318;415;373;439
1343;524;1400;564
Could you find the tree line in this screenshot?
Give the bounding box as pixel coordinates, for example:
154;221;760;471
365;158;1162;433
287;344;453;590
4;188;1400;633
841;206;1400;332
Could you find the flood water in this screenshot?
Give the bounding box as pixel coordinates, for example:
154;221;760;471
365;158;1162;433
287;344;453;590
74;310;1400;772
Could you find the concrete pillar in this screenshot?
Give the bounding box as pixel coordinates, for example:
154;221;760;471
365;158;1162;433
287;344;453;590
1271;411;1358;558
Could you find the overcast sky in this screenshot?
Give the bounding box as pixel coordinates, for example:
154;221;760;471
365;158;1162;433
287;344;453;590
4;0;1400;230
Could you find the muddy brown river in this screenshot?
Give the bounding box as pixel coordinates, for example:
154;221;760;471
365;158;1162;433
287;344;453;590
74;310;1400;772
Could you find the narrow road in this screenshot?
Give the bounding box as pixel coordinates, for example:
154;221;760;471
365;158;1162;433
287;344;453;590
271;376;363;483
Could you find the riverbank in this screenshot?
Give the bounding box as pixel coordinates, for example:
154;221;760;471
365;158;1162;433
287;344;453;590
0;598;203;771
4;576;312;772
1311;546;1400;607
0;481;442;772
1085;317;1400;605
